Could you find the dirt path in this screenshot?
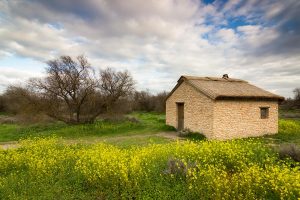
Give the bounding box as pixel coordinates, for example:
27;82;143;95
0;141;19;150
0;131;181;150
156;132;184;140
64;131;182;145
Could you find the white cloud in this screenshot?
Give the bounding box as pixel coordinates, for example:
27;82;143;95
0;67;44;92
0;0;299;97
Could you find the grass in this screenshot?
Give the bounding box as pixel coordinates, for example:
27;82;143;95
102;135;171;148
263;119;300;145
0;112;8;116
0;112;175;143
1;112;300;147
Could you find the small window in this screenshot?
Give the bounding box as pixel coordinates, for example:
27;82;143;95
260;107;269;119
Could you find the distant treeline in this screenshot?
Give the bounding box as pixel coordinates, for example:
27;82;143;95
0;55;168;124
280;88;300;110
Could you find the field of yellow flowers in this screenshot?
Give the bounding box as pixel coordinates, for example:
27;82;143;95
0;137;299;199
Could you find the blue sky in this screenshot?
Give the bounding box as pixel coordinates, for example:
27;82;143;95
0;0;300;97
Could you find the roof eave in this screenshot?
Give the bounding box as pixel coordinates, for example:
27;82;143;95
165;77;186;101
215;95;285;102
165;76;216;101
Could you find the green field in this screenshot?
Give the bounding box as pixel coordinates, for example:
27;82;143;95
0;137;299;199
0;112;300;199
1;112;300;146
0;113;175;147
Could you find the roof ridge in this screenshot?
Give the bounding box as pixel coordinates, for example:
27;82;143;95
181;75;246;82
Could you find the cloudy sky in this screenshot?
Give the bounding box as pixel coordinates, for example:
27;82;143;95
0;0;299;97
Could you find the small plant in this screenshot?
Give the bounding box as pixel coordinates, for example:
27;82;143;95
164;158;187;176
178;128;206;141
178;128;192;137
163;158;198;177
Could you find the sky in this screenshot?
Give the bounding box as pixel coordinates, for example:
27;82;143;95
0;0;299;98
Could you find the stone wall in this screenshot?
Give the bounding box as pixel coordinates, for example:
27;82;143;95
212;100;278;139
166;81;279;140
166;82;214;137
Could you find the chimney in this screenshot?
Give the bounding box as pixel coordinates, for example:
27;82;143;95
222;74;229;79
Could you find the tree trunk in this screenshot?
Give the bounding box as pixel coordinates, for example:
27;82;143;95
76;111;80;123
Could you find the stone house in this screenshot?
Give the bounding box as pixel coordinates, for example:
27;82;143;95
165;75;284;140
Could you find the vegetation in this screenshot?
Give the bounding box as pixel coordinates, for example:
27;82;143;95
0;112;174;143
0;84;300;199
0;54;299;199
279;108;300;120
0;137;299;199
26;56;135;124
263;119;300;145
0;113;299;199
0;55;169;125
280;87;300;110
132;90;168;113
277;143;300;162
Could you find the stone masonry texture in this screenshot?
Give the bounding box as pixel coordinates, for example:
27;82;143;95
166;81;279;140
166;82;214;138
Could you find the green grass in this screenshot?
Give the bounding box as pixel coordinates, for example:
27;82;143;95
102;135;171;148
63;134;172;149
1;112;300;147
0;112;8;116
263;119;300;145
0;112;175;143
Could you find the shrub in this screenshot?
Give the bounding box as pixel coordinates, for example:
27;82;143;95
178;129;206;141
278;143;300;162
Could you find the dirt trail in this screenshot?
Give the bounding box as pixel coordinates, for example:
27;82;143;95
0;142;19;150
156;132;184;140
0;131;181;150
62;131;182;145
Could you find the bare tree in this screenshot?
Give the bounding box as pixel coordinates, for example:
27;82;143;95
2;85;41;115
133;90;154;112
294;88;300;100
154;91;168;113
132;90;168;113
293;88;300;108
99;68;135;112
0;94;5;113
30;55;101;124
28;56;135;124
